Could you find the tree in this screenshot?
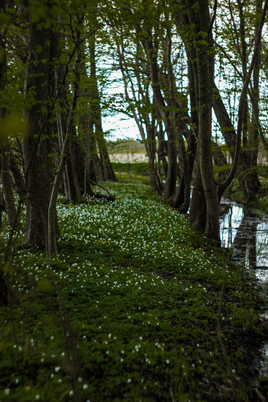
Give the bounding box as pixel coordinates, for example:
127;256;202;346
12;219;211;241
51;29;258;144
1;0;268;252
86;30;116;182
22;1;57;248
170;0;220;241
213;0;267;204
106;0;195;202
112;23;164;195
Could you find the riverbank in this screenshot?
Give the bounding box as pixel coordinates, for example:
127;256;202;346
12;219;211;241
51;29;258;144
0;182;266;401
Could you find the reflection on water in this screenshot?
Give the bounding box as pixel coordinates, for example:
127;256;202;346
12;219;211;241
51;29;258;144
220;198;268;376
220;199;268;272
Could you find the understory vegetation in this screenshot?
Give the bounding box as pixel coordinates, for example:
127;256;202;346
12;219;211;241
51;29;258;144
111;161;268;213
111;162;151;184
0;181;266;401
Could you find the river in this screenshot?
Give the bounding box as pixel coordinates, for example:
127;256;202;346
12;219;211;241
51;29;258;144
220;198;268;377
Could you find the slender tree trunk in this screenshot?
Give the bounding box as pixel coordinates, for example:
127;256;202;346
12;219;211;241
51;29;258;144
9;152;25;199
146;118;163;195
117;37;163;193
48;23;82;256
66;127;81;204
143;33;177;199
55;43;81;203
0;0;10;304
0;4;17;230
88;36;116;182
212;81;236;158
157;121;168;179
1;145;17;228
88;127;102;182
240;0;262;203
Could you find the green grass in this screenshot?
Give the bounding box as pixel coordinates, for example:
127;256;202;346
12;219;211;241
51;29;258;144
111;162;151;184
0;182;265;401
251;194;268;213
111;162;149;175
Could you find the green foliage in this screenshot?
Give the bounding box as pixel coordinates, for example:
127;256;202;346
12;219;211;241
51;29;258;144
0;113;28;144
111;162;149;175
250;193;268;213
109;162;152;184
0;182;264;401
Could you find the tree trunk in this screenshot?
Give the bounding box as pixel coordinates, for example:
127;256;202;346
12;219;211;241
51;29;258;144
55;44;81;204
88;35;116;183
65;128;81;204
157;122;168;179
48;22;82;256
241;0;262;203
146;120;163;195
0;6;17;230
143;32;177;199
172;58;197;212
196;2;219;242
213;81;261;204
1;145;17;228
23;11;54;248
189;165;207;233
9;151;25;198
183;0;220;243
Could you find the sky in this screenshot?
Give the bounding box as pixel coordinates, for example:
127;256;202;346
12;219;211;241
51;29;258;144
102;112;140;142
99;56;141;142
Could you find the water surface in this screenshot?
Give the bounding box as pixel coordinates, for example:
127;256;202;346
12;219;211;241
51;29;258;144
220;198;268;376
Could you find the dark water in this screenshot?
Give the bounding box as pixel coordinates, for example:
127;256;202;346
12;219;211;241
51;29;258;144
220;198;268;376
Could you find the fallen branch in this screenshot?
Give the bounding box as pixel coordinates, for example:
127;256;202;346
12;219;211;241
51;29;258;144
89;179;112;196
93;192;115;202
89;179;116;201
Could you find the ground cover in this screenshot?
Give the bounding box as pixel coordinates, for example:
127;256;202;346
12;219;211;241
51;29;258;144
111;162;151;184
0;182;266;401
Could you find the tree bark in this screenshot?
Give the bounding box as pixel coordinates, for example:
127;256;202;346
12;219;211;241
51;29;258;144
48;23;82;256
182;0;220;243
9;151;25;199
1;145;17;228
23;5;54;248
196;0;220;242
143;32;177;199
0;2;17;230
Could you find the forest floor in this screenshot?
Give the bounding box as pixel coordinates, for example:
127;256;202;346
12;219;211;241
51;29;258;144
0;180;267;401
